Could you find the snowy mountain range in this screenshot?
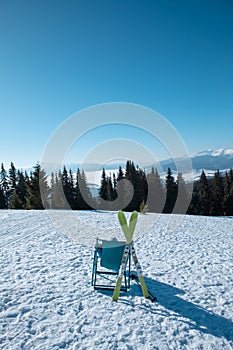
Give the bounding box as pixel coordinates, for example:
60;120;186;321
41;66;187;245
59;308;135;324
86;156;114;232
58;148;233;175
83;148;233;193
160;148;233;173
195;148;233;157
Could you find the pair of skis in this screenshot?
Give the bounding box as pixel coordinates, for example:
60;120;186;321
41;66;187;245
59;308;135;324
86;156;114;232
112;211;156;302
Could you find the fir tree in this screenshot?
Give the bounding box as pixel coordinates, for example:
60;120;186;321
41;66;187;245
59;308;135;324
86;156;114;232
124;161;137;211
117;166;124;182
209;170;224;216
173;172;190;214
0;163;10;208
51;170;68;209
0;186;6;209
62;166;75;209
26;164;49;209
39;167;50;209
188;181;199;215
198;170;210;215
68;169;75;208
106;175;116;202
223;170;233;216
146;167;165;213
80;170;92;209
8;162;17;199
112;173;117;191
135;167;147;212
15;170;28;208
75;169;92;210
99;169;108;201
9;189;23;209
74;168;82;210
115;166;126;208
50;172;56;209
163;168;178;213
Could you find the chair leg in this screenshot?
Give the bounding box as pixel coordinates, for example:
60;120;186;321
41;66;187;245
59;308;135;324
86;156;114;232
91;249;98;286
124;271;127;290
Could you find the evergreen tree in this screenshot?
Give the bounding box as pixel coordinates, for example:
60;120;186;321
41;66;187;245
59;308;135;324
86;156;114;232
9;189;23;209
16;170;28;208
188;181;199;215
75;169;92;210
74;168;82;210
209;170;224;216
115;166;127;208
51;170;68;209
229;169;233;184
62;166;69;190
106;175;116;202
62;166;75;208
198;170;210;215
112;173;117;191
115;161;148;212
124;161;134;211
8;162;17;199
50;172;56;209
0;163;10;207
39;167;50;209
117;166;124;182
26;164;49;209
0;186;6;209
80;170;92;209
99;169;108;201
68;168;76;208
124;161;137;211
173;172;190;214
223;170;233;215
163;168;178;213
146;167;165;213
135;167;147;212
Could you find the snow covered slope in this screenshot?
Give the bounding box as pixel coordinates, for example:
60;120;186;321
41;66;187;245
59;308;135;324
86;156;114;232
0;210;233;349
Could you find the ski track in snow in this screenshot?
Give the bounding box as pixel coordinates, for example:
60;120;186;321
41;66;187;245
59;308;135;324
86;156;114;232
0;210;233;350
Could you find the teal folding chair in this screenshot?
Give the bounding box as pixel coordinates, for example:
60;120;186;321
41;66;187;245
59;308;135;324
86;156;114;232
91;238;131;291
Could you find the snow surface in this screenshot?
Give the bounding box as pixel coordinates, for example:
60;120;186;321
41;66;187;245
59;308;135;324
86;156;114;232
0;210;233;350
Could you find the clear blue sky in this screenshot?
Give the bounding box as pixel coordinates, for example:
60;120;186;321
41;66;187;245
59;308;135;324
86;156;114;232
0;0;233;168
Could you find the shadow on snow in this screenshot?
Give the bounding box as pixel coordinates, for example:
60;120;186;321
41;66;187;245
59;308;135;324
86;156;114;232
96;276;233;342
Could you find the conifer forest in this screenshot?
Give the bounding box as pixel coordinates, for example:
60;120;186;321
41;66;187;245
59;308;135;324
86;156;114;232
0;161;233;216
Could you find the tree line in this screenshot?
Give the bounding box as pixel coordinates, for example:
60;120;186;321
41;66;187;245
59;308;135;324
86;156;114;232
0;162;92;210
189;169;233;216
98;160;233;215
0;161;233;216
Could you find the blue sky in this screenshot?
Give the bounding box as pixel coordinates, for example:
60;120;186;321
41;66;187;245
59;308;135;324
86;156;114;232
0;0;233;168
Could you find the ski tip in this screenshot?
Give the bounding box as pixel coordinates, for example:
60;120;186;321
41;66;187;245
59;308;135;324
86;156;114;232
118;210;126;220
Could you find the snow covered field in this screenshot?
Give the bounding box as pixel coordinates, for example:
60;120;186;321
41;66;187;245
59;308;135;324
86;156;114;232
0;210;233;350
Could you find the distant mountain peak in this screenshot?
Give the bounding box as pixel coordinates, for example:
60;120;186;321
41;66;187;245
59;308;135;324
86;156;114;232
195;148;233;157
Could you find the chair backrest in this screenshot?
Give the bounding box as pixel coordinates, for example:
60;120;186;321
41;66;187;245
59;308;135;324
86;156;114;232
101;240;126;271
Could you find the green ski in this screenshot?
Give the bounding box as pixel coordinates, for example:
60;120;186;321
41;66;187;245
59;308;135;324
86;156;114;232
112;244;130;301
113;211;151;302
130;243;149;299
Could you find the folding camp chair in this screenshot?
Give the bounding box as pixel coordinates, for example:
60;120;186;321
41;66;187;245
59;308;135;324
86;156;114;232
91;238;131;291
